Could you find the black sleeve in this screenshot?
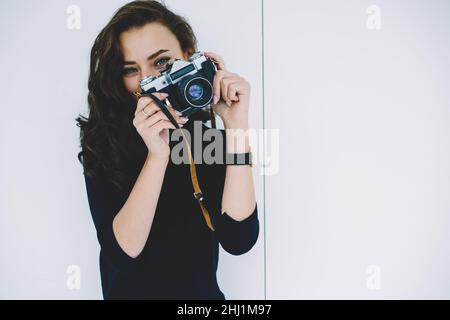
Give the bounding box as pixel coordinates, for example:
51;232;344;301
203;126;260;256
215;202;259;256
84;173;140;271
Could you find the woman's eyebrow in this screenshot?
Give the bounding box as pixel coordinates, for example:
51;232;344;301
123;49;169;65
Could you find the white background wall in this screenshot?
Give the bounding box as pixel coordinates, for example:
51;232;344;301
1;0;450;299
264;0;450;299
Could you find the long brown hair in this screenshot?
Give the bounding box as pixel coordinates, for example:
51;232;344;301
76;0;205;191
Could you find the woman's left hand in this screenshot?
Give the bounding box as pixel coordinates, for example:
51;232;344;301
204;51;251;130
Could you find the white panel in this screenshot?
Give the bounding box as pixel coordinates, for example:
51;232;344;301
0;0;264;299
264;0;450;299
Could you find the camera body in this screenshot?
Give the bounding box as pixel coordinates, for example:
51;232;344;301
139;52;217;117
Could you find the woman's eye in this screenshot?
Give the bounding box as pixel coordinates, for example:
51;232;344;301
155;58;169;68
123;67;137;76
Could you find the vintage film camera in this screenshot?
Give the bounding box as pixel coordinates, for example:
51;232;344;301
139;51;217;117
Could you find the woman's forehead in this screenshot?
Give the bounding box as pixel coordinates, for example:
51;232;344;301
119;23;180;61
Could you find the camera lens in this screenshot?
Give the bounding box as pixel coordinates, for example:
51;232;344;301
182;77;213;108
187;84;204;101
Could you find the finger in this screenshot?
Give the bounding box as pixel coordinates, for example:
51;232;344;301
135;92;170;119
150;92;170;102
145;111;171;129
134;105;157;128
134;103;159;123
149;119;176;134
220;75;240;107
213;70;225;105
136;97;154;115
135;93;169;114
167;104;189;124
204;51;227;71
136;111;164;132
136;103;188;129
140;111;177;132
139;110;186;131
227;79;245;102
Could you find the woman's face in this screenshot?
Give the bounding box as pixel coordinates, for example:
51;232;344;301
119;22;189;96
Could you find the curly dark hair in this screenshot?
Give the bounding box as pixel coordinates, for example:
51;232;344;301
76;0;209;191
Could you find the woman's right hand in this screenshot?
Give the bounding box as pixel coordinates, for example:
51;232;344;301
133;93;189;160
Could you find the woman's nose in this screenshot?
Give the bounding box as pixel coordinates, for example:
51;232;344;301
140;67;160;80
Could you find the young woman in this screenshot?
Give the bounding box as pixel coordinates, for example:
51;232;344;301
77;0;259;300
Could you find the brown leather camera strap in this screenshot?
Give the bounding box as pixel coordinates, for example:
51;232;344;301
138;92;215;231
179;127;215;231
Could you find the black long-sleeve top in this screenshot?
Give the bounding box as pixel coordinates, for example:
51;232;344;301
83;119;259;300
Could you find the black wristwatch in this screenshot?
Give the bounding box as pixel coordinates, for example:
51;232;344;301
225;152;253;167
